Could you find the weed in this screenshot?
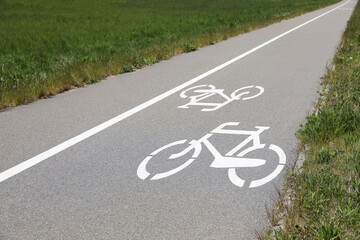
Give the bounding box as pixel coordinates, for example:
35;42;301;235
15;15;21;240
315;222;341;240
121;64;134;73
316;148;338;164
296;107;360;144
143;57;158;66
183;42;197;53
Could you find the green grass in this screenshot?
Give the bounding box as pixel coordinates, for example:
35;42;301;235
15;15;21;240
0;0;341;108
264;1;360;239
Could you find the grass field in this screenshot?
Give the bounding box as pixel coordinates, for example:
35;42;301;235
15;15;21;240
265;1;360;239
0;0;341;108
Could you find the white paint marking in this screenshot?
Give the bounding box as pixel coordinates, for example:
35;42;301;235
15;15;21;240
178;85;264;111
137;139;199;180
228;168;245;188
151;159;195;180
249;165;285;188
139;123;286;188
248;144;286;188
0;0;350;183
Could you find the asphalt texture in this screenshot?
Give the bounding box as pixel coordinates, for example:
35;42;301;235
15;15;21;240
0;0;357;239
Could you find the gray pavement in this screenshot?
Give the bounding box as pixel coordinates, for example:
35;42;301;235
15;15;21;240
0;0;357;239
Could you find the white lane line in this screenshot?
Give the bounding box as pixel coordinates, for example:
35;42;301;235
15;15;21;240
0;0;350;183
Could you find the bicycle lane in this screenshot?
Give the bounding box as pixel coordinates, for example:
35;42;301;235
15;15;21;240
0;0;357;239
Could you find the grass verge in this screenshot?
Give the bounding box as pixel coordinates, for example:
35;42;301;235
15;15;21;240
264;1;360;239
0;0;341;109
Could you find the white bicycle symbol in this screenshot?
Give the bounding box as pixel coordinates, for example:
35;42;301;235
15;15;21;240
137;122;286;188
178;85;264;111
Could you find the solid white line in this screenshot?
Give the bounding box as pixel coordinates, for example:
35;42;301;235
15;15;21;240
0;0;350;183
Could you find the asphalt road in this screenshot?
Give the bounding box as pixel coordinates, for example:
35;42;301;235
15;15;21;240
0;0;357;239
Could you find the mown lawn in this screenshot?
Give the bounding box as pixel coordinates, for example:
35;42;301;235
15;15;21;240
265;1;360;239
0;0;340;108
